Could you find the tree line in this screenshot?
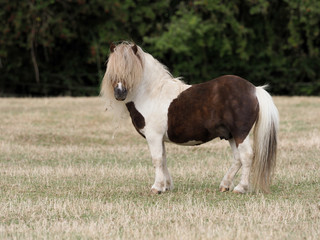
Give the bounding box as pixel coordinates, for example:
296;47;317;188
1;0;320;96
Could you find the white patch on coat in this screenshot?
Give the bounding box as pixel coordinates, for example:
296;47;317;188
117;82;123;90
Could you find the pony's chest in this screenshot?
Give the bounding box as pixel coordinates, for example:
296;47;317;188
125;102;146;138
125;98;175;139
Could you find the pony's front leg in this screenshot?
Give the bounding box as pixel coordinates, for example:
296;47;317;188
146;134;173;194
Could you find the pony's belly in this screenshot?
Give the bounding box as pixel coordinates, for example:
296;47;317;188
164;129;217;145
163;134;204;146
178;140;204;146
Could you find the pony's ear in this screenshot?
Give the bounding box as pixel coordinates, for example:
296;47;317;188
132;44;138;54
110;42;116;53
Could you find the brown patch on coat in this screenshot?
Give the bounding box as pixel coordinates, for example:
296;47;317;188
167;75;259;146
126;102;146;138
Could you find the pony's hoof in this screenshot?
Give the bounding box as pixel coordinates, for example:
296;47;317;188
233;190;244;194
151;188;162;195
219;187;229;192
233;185;247;194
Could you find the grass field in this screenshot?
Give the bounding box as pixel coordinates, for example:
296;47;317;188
0;96;319;239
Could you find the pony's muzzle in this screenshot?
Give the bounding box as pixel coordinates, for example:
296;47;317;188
114;84;127;101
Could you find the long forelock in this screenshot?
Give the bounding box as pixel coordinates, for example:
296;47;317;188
105;43;144;90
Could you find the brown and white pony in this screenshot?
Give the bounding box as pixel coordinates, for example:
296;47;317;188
101;42;279;194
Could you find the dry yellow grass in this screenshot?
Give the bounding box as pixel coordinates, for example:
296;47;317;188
0;97;319;239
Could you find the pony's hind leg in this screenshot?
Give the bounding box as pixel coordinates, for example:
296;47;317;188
219;138;242;192
146;134;173;194
233;136;253;193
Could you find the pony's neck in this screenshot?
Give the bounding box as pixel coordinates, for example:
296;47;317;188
144;53;173;84
131;53;188;101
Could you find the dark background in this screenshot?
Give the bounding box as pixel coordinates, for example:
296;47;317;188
1;0;320;96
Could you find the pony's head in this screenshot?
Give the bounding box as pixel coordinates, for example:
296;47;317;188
101;42;144;102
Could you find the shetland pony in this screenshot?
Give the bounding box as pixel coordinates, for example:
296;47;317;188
101;42;279;194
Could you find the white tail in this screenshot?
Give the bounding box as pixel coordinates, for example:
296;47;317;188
252;86;279;193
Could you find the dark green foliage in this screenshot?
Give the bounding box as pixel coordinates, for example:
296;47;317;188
0;0;319;96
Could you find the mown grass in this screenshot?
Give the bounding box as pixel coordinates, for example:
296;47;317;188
0;97;319;239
